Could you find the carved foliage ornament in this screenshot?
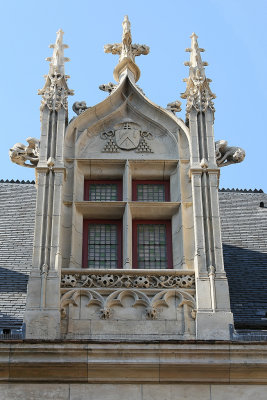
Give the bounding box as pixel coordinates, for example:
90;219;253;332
181;78;215;118
38;72;73;112
100;122;153;153
61;273;195;289
215;140;245;167
60;288;196;321
9;137;40;168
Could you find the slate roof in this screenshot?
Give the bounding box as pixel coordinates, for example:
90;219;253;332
0;181;267;333
0;181;36;330
219;190;267;329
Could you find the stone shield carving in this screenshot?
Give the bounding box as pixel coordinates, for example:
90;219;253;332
114;122;141;150
100;121;153;153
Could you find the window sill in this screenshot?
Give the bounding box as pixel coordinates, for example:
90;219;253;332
75;201;126;218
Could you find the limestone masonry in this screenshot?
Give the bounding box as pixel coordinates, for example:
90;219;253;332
1;16;266;400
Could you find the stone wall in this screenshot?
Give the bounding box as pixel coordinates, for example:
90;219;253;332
0;384;266;400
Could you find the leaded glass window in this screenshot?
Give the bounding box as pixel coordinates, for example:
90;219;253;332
83;221;122;268
89;183;118;201
133;221;172;269
132;181;170;202
84;180;122;201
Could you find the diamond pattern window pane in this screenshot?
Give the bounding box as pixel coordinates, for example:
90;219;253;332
136;184;165;202
137;224;167;269
88;224;118;269
89;184;118;201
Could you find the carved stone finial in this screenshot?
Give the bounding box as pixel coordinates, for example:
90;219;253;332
38;29;74;112
46;29;69;77
104;15;149;82
9;137;40;168
215;140;245;167
181;33;215;119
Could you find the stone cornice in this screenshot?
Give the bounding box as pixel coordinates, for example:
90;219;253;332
0;342;267;383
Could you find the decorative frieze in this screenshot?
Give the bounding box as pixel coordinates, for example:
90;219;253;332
61;271;195;289
60;288;196;322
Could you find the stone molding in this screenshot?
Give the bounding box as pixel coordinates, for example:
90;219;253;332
0;342;267;383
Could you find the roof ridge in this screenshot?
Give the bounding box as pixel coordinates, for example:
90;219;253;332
219;188;264;193
0;179;35;184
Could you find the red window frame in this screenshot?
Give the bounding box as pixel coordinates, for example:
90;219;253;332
83;219;122;269
132;180;170;201
132;220;173;269
84;180;122;201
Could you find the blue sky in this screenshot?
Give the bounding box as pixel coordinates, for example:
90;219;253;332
1;0;267;191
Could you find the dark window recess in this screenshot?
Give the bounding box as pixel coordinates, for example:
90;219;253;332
133;220;172;269
83;220;122;269
260;202;265;208
3;329;10;335
84;180;122;201
132;180;170;202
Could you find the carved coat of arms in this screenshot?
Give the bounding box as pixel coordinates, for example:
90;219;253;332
115;122;140;150
100;121;153;153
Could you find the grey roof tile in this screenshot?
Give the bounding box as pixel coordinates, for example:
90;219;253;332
0;182;36;329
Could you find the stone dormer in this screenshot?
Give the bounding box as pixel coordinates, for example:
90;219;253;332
9;18;246;340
